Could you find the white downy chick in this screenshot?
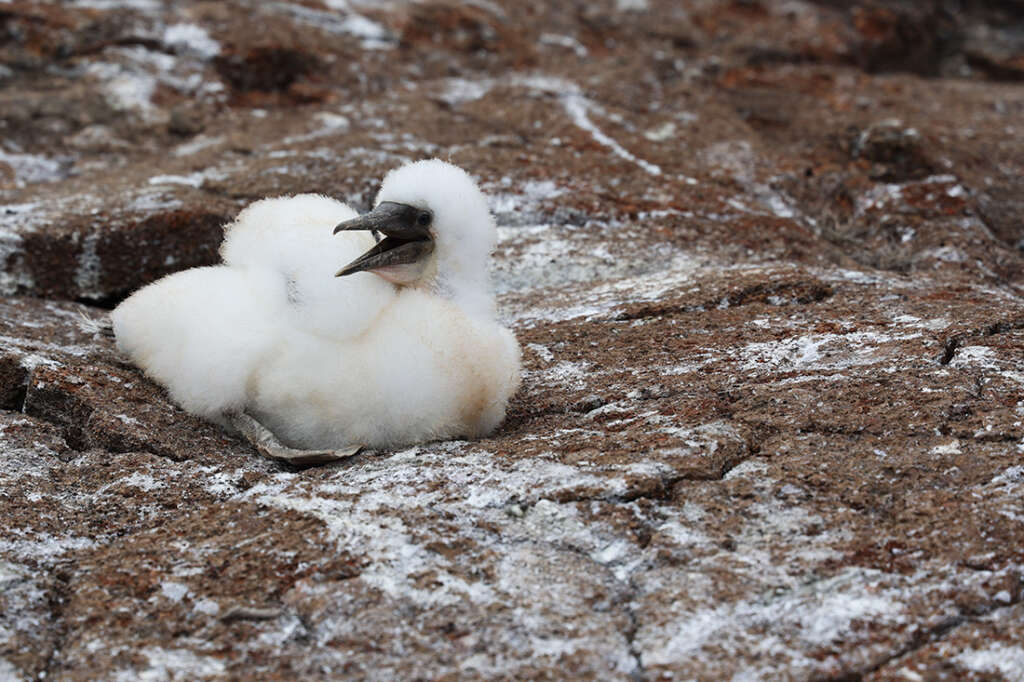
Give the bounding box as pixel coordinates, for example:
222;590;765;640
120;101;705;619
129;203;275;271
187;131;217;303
112;159;521;463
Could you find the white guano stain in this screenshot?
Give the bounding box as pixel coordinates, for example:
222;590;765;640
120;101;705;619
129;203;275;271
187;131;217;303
113;647;226;681
162;24;221;59
0;150;66;187
955;643;1024;678
73;231;102;298
439;75;662;175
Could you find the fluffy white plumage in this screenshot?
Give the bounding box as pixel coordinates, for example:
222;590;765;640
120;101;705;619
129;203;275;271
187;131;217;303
112;160;521;454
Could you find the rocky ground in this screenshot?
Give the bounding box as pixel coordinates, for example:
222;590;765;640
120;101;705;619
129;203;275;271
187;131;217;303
2;0;1024;679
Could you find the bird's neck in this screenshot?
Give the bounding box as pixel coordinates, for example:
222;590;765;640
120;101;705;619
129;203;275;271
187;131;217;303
417;267;495;320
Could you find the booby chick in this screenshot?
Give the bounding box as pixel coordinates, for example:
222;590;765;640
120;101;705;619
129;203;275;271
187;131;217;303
112;160;521;464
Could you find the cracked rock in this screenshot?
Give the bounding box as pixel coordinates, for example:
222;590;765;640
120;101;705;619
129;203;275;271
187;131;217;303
2;1;1024;680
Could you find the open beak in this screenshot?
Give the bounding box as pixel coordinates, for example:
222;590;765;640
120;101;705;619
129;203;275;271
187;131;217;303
333;202;434;278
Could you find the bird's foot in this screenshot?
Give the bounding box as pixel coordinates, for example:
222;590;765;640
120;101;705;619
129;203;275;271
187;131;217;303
226;412;361;466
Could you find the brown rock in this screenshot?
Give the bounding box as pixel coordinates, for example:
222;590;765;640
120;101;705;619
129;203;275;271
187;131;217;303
2;1;1023;680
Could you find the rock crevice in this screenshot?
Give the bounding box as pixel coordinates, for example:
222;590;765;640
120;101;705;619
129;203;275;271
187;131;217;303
2;1;1024;680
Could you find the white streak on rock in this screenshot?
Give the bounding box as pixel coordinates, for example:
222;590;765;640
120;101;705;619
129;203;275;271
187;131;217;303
160;581;189;603
560;91;662;176
163;24;221;59
73;231;102;298
122;472;165;491
0;533;96;562
72;0;161;8
639;568;905;668
539;33;588;57
440;75;662;175
271;3;392;48
0;221;32;295
949;345;1000;370
930;441;961;455
0;151;66;186
737;331;922;373
114;647;226;681
955;643;1024;678
0;659;23;682
193;599;220;615
148;173;205;187
526;342;554;363
97;65;157;114
173;135;225;157
439;78;493;106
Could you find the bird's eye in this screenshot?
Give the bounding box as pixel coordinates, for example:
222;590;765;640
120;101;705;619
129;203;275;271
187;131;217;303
417;211;432;227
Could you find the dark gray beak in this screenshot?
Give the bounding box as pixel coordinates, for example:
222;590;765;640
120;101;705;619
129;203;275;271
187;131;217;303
334;201;435;277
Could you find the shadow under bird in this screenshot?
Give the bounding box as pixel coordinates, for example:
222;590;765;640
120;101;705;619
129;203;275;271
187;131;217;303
112;159;522;464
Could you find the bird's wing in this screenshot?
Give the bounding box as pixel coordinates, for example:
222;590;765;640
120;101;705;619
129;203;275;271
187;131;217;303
111;265;285;421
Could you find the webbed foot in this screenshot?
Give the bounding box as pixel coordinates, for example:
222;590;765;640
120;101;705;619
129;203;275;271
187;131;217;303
227;411;361;466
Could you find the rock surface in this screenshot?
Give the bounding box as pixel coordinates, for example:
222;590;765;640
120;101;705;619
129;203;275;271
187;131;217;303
2;0;1024;679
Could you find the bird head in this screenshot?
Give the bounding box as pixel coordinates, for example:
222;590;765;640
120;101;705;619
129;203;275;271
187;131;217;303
333;160;495;293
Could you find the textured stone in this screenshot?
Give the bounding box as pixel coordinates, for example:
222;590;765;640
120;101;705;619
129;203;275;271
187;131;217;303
1;1;1023;680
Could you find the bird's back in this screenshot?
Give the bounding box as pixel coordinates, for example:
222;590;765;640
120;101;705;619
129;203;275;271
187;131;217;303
112;194;399;422
111;264;285;421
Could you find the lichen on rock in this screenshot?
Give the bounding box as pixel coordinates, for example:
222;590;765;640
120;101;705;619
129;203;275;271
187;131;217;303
1;1;1023;680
